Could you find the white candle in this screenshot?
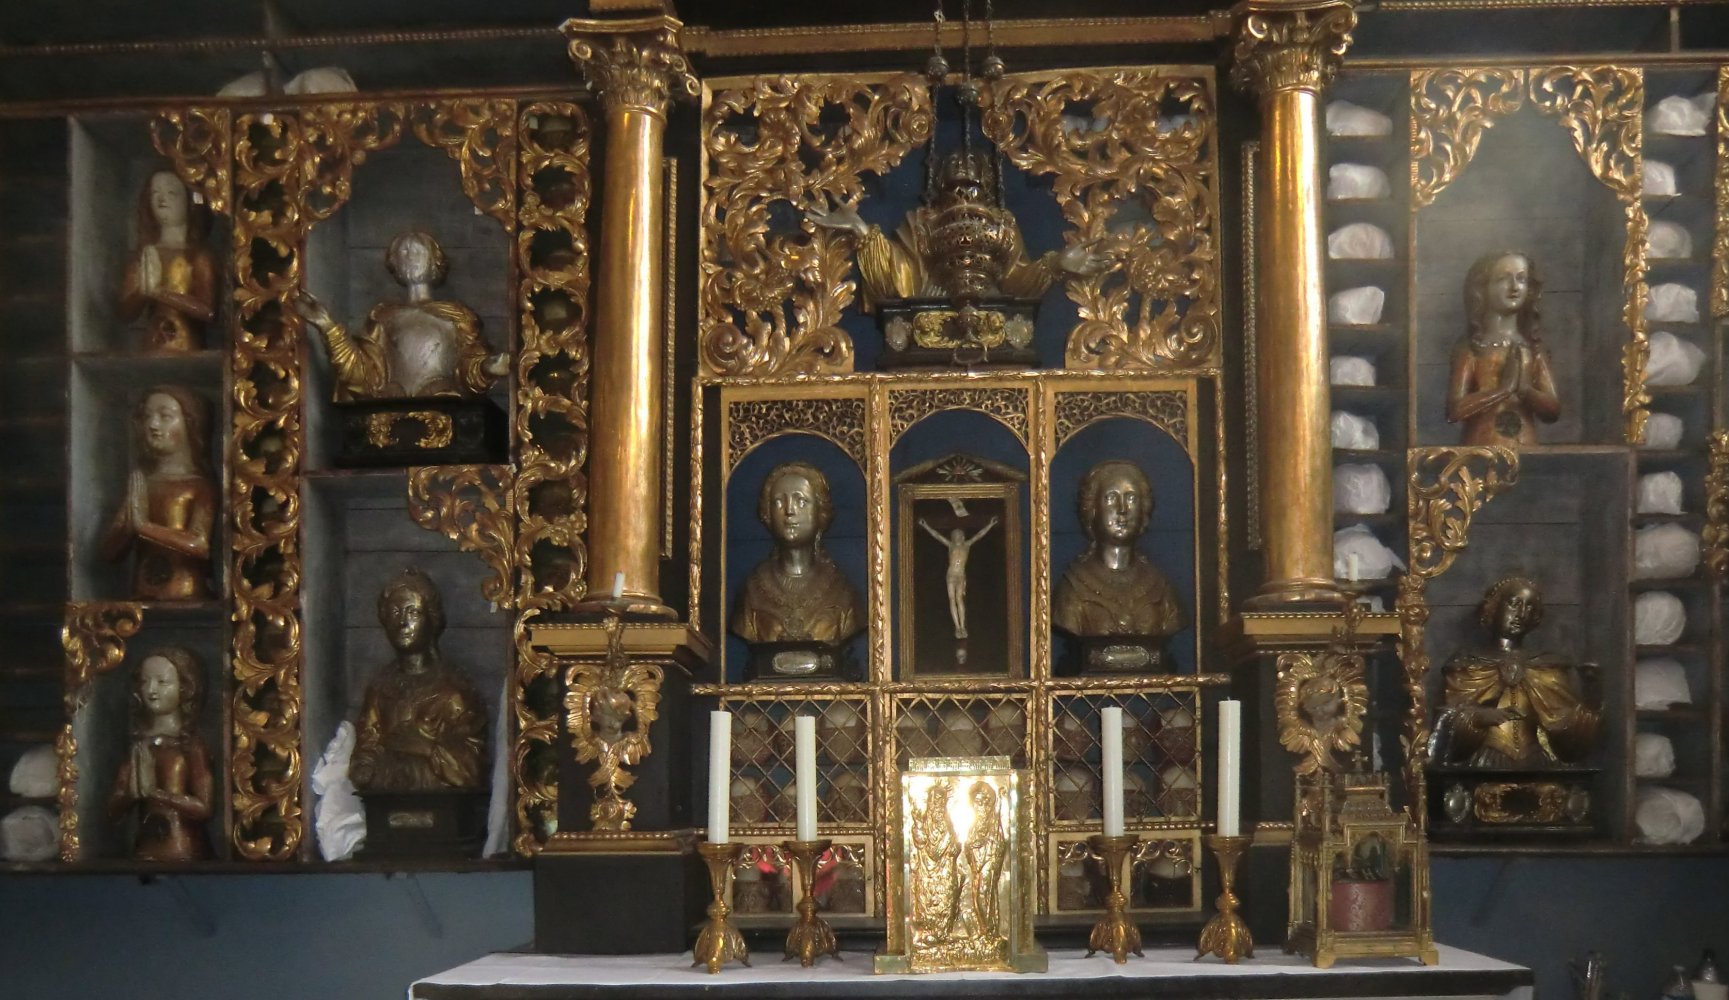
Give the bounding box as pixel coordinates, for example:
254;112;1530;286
1346;552;1361;582
1217;699;1242;837
708;710;732;844
794;715;818;842
611;571;625;600
1100;706;1125;837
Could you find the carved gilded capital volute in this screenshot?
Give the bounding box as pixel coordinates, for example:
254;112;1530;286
562;15;699;121
1227;0;1357;98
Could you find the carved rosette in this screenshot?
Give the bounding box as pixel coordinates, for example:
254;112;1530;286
700;75;933;377
983;71;1221;369
562;619;664;831
1528;66;1650;444
1705;431;1729;581
407;465;517;609
150;109;232;214
1407;446;1520;580
1227;0;1357;98
563;15;700;119
412;100;517;227
58;602;143;860
513;102;595;851
1715;68;1728;320
1410;68;1526;208
1274;605;1369;776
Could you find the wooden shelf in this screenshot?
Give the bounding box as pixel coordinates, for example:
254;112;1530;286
0;857;532;877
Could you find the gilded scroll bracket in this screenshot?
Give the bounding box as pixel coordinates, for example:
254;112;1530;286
58;602;145;860
150;109;233;214
407;464;518;611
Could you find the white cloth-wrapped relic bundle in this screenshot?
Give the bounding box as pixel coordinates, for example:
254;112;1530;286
0;806;55;862
1328;163;1391;200
1330;356;1376;386
1634;524;1702;580
1644;160;1679;197
1327;222;1394;260
1646;330;1707;386
1635;786;1705;845
285;67;358;95
1634;591;1688;646
1334;463;1392;515
1328;286;1386;325
1331;411;1380;450
311;721;366;862
1634;733;1677;778
1642;413;1685;449
7;744;55;798
1636;471;1685;514
1649;221;1694;260
1326;100;1393;136
1634;657;1691;708
1648;93;1711;136
1334;524;1405;580
1647;283;1701;323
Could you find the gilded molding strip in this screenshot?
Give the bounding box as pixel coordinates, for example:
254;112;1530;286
1406;446;1520;580
689;378;704;630
664;156;679;562
411;99;518;228
1242;141;1260;552
1527;65;1649;444
1409;68;1525;209
983;69;1222;370
1714;68;1728;321
724;396;868;473
1051;390;1189;452
150;108;232;214
699;75;933;378
229;103;403;862
406;464;517;610
1705;430;1729;581
563;618;664;831
887;386;1030;446
512;101;594;852
58;603;144;861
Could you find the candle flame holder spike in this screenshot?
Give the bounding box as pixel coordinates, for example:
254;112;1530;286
783;838;841;966
1197;834;1254;963
694;840;750;973
1085;833;1143;963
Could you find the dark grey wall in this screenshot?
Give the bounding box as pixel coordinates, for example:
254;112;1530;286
3;858;1727;999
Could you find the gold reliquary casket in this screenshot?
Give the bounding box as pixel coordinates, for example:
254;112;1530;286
877;756;1046;974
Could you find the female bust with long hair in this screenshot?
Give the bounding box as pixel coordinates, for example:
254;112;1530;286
109;646;212;861
120;169;216;353
1445;251;1560;447
100;385;216;600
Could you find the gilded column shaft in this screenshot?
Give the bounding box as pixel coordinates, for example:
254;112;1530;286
565;15;698;616
1229;0;1356;606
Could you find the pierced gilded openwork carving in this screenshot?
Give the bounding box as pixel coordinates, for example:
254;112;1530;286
1705;431;1729;582
150;109;232;214
1275;606;1370;776
700;75;934;377
1227;0;1356;97
413;100;517;227
1051;390;1189;451
512;102;594;852
982;70;1221;369
1714;68;1728;321
1527;65;1650;445
1410;68;1525;208
58;602;144;860
564;619;664;831
724;397;868;471
888;386;1030;445
408;465;517;610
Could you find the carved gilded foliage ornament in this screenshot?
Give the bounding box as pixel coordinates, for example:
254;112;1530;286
408;465;517;610
563;15;700;118
151;109;232;214
413;100;517;227
1705;431;1729;581
983;71;1221;369
1410;68;1526;208
1051;389;1189;451
700;75;933;377
725;397;868;472
562;618;664;831
1227;0;1357;98
1715;68;1728;321
1407;446;1519;581
1275;605;1370;776
58;602;143;860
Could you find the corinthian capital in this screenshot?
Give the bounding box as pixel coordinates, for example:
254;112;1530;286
562;14;700;119
1228;0;1357;98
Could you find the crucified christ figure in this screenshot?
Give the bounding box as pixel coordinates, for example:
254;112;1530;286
918;516;999;640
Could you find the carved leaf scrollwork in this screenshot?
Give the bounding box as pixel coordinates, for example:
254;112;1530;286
407;465;517;610
151;109;233;214
1705;431;1729;581
1406;446;1519;580
413;100;517;227
1410;68;1525;208
59;602;143;861
700;75;933;377
983;70;1220;369
1714;68;1728;321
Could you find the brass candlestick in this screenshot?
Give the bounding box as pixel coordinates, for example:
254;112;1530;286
694;840;750;973
782;838;841;966
1085;832;1143;963
1197;833;1254;963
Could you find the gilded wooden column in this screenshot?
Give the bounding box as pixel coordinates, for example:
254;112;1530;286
564;15;697;616
1230;0;1356;607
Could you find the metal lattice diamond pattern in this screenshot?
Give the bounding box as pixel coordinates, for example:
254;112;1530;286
722;697;872;830
891;694;1029;768
1049;691;1202;826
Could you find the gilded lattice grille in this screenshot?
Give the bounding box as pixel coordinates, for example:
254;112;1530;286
890;694;1030;767
1048;691;1202;827
726;837;873;918
1049;834;1198;914
720;696;873;830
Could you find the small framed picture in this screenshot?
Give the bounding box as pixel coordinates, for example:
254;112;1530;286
894;454;1025;679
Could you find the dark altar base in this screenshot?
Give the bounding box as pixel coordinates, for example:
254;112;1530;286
1058;634;1172;676
334;397;509;468
746;639;861;681
1426;765;1599;838
359;789;490;858
876;299;1038;370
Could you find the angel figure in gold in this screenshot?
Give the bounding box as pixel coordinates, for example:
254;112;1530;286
564;617;664;830
1275;612;1369;775
962;781;1007;942
294;231;509;401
